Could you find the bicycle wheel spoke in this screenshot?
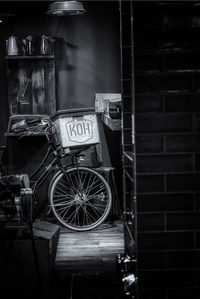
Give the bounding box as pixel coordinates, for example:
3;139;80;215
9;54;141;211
81;170;89;187
56;206;69;212
54;194;74;200
80;169;84;184
57;180;71;192
53;201;76;207
80;172;95;193
60;178;78;193
65;204;81;225
84;180;104;194
68;172;79;191
74;205;81;227
87;187;107;199
55;200;74;209
85;201;106;214
54;194;67;198
71;170;88;192
54;191;75;201
81;204;98;223
85;174;98;192
83;205;89;226
56;202;73;214
85;201;104;218
86;201;105;214
54;198;73;204
54;195;68;201
82;204;91;225
85;171;93;191
76;207;80;227
78;170;91;192
55;185;68;195
60;207;72;220
71;172;80;188
68;206;79;226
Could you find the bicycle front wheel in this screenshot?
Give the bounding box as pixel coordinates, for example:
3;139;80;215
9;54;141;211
49;167;112;231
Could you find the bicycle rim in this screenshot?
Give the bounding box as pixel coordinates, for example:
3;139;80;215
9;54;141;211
49;167;112;231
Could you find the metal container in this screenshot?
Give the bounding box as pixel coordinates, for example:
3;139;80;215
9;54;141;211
7;36;20;55
40;35;55;55
26;35;33;55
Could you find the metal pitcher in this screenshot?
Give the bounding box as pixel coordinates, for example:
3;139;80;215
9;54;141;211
26;35;33;55
7;36;20;55
40;35;55;55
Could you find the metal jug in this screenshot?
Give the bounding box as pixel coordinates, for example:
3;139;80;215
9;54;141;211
26;35;33;55
40;35;55;55
7;36;20;55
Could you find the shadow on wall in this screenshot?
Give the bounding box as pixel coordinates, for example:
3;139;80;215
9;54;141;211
52;18;111;109
47;1;120;109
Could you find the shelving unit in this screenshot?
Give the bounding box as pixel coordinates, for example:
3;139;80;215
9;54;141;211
119;1;138;298
4;43;56;174
6;54;56;119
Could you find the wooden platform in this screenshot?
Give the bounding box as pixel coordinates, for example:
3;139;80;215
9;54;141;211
55;220;124;274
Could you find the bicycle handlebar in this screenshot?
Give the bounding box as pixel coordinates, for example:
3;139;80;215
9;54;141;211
14;117;92;159
16;117;51;135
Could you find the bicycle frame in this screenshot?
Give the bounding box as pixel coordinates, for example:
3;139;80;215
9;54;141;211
0;117;112;231
29;143;91;208
0;118;91;212
30;146;58;201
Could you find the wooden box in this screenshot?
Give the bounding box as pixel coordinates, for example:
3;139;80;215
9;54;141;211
52;108;100;149
0;219;60;297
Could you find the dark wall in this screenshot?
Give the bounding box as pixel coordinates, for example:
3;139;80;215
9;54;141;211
133;1;200;298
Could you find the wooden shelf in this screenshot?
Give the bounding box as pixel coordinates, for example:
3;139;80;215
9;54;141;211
6;55;54;60
5;132;45;137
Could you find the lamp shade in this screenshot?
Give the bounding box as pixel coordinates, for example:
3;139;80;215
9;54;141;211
46;1;86;16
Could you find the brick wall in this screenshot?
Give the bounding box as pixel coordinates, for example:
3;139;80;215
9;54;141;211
133;2;200;298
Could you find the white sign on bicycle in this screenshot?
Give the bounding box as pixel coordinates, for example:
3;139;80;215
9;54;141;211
55;114;100;148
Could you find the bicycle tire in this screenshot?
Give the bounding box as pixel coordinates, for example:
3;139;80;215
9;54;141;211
49;167;112;231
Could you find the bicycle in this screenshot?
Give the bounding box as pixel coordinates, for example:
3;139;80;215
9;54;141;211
0;112;112;231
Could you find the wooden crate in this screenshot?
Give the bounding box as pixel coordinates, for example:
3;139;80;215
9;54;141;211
52;108;100;149
0;219;60;297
